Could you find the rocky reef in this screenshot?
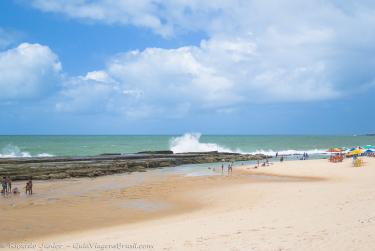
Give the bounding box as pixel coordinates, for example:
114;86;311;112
0;151;267;181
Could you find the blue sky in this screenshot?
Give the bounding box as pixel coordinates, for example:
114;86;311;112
0;0;374;135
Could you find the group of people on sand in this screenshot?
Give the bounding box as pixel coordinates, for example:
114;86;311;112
275;152;285;162
255;158;271;168
1;176;12;194
301;152;309;160
220;162;234;174
1;176;33;196
276;152;308;161
219;158;276;172
329;154;344;163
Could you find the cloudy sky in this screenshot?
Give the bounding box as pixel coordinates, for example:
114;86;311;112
0;0;374;134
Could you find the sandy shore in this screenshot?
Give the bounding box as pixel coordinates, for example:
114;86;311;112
2;158;375;250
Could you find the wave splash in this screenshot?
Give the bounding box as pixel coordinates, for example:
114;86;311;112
170;133;328;156
0;145;53;158
170;133;235;153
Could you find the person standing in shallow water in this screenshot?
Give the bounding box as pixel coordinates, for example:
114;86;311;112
29;178;33;194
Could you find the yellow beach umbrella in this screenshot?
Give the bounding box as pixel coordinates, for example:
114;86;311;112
350;149;363;155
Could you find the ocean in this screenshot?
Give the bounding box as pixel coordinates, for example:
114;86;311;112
0;133;374;158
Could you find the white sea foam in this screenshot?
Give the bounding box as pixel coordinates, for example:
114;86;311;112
248;149;328;156
170;133;234;153
170;133;328;156
0;144;31;158
0;144;53;158
36;153;54;157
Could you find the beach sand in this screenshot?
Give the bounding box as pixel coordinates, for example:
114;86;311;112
2;158;375;250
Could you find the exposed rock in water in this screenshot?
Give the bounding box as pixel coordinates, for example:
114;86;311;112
0;152;267;181
137;150;174;154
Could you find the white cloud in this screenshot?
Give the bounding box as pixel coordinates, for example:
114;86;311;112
30;0;173;36
29;1;375;36
83;70;113;83
55;35;340;117
107;45;240;106
0;43;62;100
56;77;118;113
29;0;375;117
105;36;340;105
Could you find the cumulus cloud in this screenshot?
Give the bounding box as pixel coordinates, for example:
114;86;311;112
55;36;338;117
30;0;174;37
29;1;375;36
55;43;239;117
29;0;375;117
56;72;119;114
0;43;62;101
56;68;192;119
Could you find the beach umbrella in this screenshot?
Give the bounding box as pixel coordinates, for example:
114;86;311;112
365;149;374;153
350;149;363;155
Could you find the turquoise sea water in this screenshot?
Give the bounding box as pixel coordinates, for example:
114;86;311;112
0;133;374;157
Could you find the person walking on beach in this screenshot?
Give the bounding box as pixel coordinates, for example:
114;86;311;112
221;163;224;174
352;154;357;164
1;177;7;195
6;176;12;193
25;177;33;195
228;163;233;174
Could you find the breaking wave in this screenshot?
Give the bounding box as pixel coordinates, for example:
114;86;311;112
0;145;53;158
170;133;328;156
170;133;235;153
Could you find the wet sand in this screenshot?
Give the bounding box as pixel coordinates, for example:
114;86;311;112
0;163;315;243
2;158;375;250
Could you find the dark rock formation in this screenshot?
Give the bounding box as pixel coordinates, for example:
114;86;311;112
137;150;174;154
0;152;267;181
